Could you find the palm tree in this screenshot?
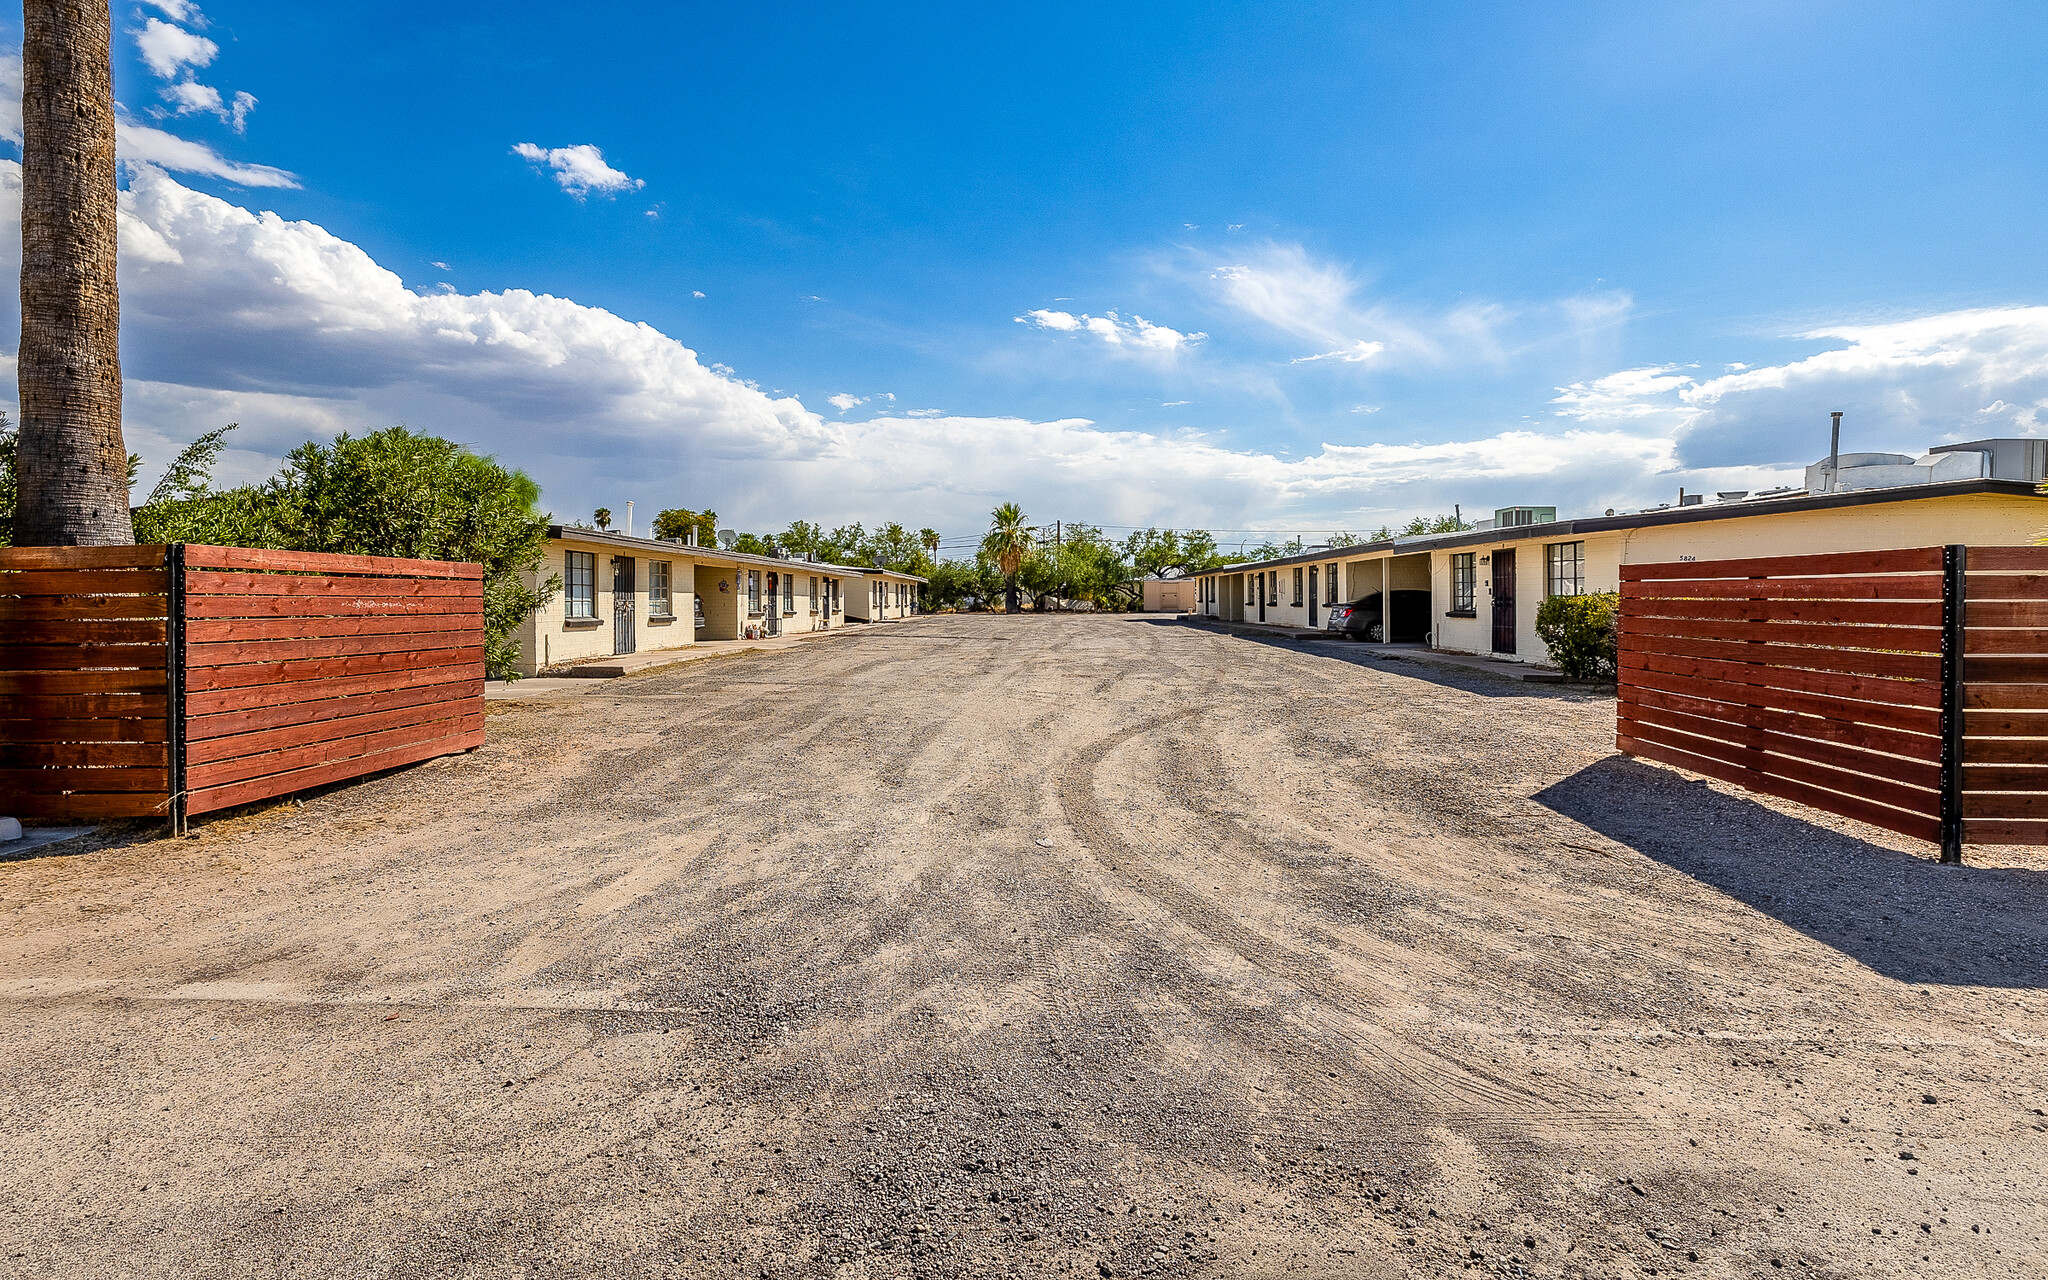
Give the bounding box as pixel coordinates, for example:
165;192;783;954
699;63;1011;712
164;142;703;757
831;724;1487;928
920;527;940;558
14;0;130;546
981;502;1031;614
593;507;612;530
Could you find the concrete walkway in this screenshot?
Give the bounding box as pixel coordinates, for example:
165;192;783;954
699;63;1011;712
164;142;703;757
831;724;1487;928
1181;615;1573;683
487;627;858;701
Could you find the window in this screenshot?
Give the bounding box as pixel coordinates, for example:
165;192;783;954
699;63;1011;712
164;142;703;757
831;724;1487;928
1326;563;1338;604
809;575;819;611
1451;553;1477;613
747;571;761;614
1246;576;1255;605
1292;567;1304;605
1546;541;1585;597
648;561;672;617
1268;573;1279;607
564;551;596;619
783;573;795;613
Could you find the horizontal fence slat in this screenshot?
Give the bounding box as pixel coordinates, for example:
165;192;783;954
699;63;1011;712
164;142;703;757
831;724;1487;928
185;675;481;742
0;716;169;743
184;613;481;643
1964;629;2048;655
1615;597;1945;627
1618;666;1943;736
0;766;169;791
180;593;481;620
1619;718;1939;818
186;696;479;766
1965;656;2048;684
185;724;483;817
0;670;168;697
183;630;484;669
0;644;169;671
182;545;483;579
183;570;482;600
1967;713;2048;737
1621;574;1945;601
1620;683;1938;760
0;545;169;570
1962;737;2048;764
1961;818;2048;845
182;647;483;693
1618;632;1942;681
1965;574;2048;601
0;741;168;769
0;693;168;719
1961;792;2048;819
1967;547;2048;572
1618;732;1942;843
0;594;171;621
1619;699;1942;790
1620;650;1943;710
1619;614;1942;654
1961;764;2048;791
188;712;480;790
184;664;481;717
0;569;168;597
1620;547;1944;581
8;792;171;820
1963;599;2048;628
1;619;167;645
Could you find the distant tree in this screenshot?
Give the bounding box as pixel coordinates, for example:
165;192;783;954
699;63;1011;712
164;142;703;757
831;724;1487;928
981;502;1032;613
14;0;130;546
778;519;826;558
920;528;940;558
1368;525;1395;542
1326;531;1362;548
653;506;716;545
1399;513;1467;536
729;531;778;556
593;507;612;531
1123;527;1224;579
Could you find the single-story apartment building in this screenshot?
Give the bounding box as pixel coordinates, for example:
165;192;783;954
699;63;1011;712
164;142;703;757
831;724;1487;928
1141;578;1197;613
1191;465;2048;665
513;527;859;675
842;566;926;621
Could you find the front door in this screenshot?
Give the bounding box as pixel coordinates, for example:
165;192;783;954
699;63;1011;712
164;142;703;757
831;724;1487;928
1490;550;1516;654
764;574;781;636
1257;572;1266;622
1308;566;1318;627
612;556;636;655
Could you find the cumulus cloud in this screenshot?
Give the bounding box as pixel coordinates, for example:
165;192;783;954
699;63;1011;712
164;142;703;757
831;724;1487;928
1550;308;2048;469
1015;308;1203;354
141;0;200;20
114;121;298;187
512;143;645;198
134;17;217;78
828;393;865;412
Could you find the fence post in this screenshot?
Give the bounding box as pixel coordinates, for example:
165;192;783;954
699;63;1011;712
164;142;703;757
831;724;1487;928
166;542;188;837
1938;543;1966;864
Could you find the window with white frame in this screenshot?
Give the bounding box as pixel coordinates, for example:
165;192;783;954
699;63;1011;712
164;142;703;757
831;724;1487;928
564;551;596;619
1451;553;1477;612
1545;542;1585;597
747;570;761;614
647;561;672;617
1326;563;1338;604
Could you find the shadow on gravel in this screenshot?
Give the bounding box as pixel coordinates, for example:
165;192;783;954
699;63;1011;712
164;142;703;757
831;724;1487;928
1535;755;2048;988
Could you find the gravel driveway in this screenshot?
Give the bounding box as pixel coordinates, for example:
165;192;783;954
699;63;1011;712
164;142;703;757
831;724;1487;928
3;613;2045;1278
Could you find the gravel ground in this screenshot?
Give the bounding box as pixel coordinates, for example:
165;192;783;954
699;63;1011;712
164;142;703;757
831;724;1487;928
2;612;2045;1279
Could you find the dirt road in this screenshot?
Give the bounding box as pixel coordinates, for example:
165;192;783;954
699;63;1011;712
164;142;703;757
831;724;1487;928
3;614;2045;1279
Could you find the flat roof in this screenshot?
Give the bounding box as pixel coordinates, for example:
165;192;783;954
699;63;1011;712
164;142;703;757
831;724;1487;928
1197;478;2047;576
546;526;926;581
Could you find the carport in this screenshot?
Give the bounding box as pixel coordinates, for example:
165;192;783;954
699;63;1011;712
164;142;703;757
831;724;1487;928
1340;551;1433;643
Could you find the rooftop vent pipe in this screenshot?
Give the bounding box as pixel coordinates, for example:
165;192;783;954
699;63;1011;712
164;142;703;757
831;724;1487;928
1827;411;1843;492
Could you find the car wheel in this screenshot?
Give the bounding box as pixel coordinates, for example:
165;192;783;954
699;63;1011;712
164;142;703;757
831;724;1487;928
1366;620;1385;643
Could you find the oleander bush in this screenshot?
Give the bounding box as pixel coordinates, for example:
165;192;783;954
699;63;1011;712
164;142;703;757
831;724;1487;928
1535;590;1620;680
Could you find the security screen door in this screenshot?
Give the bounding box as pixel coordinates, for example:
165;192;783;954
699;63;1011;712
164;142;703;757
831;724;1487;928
612;556;636;655
1490;550;1516;654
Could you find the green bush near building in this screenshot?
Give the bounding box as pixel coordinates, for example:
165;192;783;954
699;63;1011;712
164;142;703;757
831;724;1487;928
1535;590;1620;680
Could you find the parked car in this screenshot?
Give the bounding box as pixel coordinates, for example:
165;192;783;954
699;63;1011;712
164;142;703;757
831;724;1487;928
1325;590;1431;642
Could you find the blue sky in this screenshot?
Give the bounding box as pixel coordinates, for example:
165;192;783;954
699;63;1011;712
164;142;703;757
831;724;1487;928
5;1;2048;545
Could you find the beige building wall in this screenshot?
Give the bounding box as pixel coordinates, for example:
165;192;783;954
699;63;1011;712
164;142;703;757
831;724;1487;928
1141;579;1197;612
844;570;924;621
695;563;741;640
515;533;702;676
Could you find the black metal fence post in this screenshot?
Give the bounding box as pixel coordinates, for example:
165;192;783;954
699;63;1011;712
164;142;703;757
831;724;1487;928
167;542;188;837
1938;543;1966;864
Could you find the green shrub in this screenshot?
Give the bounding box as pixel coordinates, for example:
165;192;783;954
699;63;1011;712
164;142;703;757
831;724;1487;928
1535;591;1620;679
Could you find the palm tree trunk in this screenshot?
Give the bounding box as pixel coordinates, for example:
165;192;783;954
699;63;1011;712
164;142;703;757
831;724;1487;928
15;0;130;546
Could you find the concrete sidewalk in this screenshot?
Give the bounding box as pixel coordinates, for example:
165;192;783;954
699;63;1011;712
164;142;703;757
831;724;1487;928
1181;615;1575;684
487;627;857;701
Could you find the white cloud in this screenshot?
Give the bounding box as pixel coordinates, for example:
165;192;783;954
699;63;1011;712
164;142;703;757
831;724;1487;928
141;0;200;21
115;121;298;187
691;290;706;298
1291;340;1386;365
134;17;217;78
1015;307;1203;355
512;143;644;198
828;393;865;412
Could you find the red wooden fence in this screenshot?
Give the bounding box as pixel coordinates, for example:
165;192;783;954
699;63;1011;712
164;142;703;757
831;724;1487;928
1618;545;2048;859
2;544;484;826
